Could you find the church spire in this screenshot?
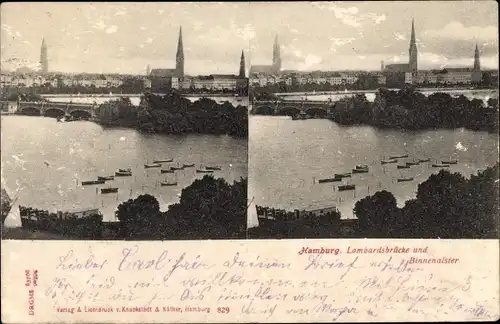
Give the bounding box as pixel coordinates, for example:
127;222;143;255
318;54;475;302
474;42;481;71
410;18;416;46
239;50;246;78
408;19;418;72
176;26;184;78
40;37;48;74
272;35;281;74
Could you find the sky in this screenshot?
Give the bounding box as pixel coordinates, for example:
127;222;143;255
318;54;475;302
1;1;498;74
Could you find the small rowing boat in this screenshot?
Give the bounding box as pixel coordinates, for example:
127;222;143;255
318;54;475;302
153;159;173;163
338;184;356;191
161;181;178;186
441;160;458;165
81;180;105;186
205;166;222;171
397;177;414;182
182;163;195;168
397;165;410;169
432;164;450;168
352;168;368;173
97;176;114;181
406;161;420;166
115;171;132;176
144;164;162;168
334;173;351;178
118;168;131;173
318;177;342;183
196;169;214;173
418;158;431;163
161;169;175;174
389;154;409;159
381;159;398;164
101;188;118;194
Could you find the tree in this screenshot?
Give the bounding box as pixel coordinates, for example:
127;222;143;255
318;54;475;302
354;190;399;237
115;194;162;239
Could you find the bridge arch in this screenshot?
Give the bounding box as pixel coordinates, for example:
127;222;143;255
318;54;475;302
19;107;41;116
305;107;327;118
69;109;92;119
44;108;66;118
280;106;301;116
254;105;275;115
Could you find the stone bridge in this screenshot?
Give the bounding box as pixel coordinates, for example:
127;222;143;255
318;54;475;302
252;100;334;116
17;101;97;118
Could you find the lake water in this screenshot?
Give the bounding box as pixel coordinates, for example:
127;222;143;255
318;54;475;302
248;116;499;227
281;89;498;105
41;94;249;107
1;116;247;226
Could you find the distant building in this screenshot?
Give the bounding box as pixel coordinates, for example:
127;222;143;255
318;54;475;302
250;35;282;76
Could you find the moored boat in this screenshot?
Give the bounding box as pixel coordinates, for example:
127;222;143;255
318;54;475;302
418;158;431;163
334;173;352;178
397;177;414;182
161;169;175;173
205;166;222;171
397;165;410;169
170;166;184;170
406;161;420;166
97;176;114;181
352;168;369;173
118;168;131;172
144;163;162;168
381;159;398;164
182;163;195;168
355;164;368;169
441;160;458;165
81;180;105;186
153;159;173;163
196;169;214;173
161;181;178;186
318;177;342;183
338;184;356;191
101;188;118;194
389;154;409;159
115;171;132;176
432;164;450;168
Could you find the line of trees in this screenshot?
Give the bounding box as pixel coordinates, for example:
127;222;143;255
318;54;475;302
250;163;499;239
96;91;248;138
354;163;499;239
114;175;247;240
331;88;498;133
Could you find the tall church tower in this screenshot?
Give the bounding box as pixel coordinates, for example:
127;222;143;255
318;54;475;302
239;50;246;78
408;19;418;72
175;26;184;79
40;38;48;74
272;35;281;74
473;43;481;72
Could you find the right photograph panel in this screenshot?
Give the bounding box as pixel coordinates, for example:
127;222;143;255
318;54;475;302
247;1;499;239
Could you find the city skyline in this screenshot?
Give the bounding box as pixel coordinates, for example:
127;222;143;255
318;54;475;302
1;2;498;75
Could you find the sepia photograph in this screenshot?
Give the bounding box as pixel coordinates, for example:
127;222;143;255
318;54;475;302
1;2;249;241
1;2;499;324
247;1;499;239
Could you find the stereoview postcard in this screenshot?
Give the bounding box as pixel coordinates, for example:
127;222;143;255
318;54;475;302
1;1;499;323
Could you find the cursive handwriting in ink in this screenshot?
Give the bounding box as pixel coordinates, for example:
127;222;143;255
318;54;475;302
56;250;107;270
118;246;169;271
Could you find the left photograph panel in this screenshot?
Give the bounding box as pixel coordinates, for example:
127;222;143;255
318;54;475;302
0;2;249;240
